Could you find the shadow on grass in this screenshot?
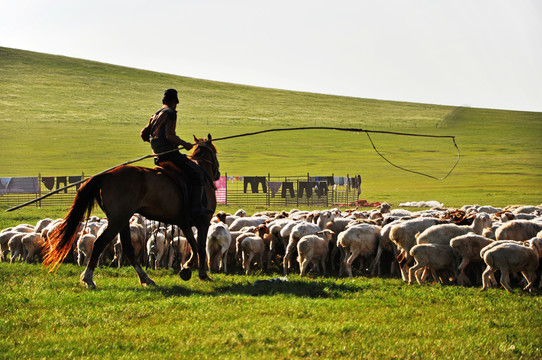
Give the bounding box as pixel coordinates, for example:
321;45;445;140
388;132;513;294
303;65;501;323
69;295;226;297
149;278;362;298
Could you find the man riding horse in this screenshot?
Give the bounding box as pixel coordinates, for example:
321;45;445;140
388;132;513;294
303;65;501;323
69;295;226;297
140;88;212;218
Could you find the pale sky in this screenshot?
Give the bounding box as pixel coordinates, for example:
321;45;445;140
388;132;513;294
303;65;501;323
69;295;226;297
2;0;541;112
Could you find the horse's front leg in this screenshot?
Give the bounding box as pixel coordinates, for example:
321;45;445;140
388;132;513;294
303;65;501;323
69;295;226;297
180;225;198;268
196;223;211;281
179;224;198;281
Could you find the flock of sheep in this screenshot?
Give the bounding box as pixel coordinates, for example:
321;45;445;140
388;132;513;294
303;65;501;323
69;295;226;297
1;203;542;293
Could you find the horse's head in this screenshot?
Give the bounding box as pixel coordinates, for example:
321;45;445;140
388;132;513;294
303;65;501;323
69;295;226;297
190;134;220;181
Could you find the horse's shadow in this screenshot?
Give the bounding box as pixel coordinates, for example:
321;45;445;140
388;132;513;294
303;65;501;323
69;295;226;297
147;278;361;298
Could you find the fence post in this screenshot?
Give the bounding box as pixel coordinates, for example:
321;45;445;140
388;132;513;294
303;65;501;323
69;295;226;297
267;173;270;207
296;178;299;208
38;173;41;208
346;174;350;206
332;174;335;206
306;172;310;207
284;176;288;207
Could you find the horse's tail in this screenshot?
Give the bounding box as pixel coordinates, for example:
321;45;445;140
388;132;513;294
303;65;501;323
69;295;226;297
43;176;101;270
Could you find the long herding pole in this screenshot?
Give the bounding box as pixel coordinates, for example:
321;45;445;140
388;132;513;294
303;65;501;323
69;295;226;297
5;126;459;212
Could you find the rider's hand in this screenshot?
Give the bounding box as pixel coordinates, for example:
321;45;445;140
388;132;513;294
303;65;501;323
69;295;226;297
181;141;193;150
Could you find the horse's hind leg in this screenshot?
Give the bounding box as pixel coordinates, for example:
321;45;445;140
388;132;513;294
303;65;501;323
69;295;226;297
81;223;123;288
119;224;155;286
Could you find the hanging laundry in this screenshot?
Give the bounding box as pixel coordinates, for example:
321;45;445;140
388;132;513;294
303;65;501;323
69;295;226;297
56;176;67;193
315;181;328;197
243;177;267;193
214;176;227;204
281;182;295;198
334;176;346;186
68;176;83;190
41;177;55;191
0;177;12;196
267;182;282;198
298;181;317;198
0;177;39;195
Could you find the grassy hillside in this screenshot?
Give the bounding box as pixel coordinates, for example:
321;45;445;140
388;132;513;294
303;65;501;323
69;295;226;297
1;47;541;207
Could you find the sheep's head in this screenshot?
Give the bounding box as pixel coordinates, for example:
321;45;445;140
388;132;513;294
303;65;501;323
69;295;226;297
474;213;492;228
215;211;228;223
256;224;270;237
316;229;335;241
527;237;542;258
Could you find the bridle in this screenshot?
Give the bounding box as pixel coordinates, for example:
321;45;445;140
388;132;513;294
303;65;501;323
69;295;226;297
190;141;220;182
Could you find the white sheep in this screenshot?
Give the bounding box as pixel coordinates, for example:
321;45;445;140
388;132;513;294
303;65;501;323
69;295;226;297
77;234;96;266
416;213;492;246
389;217;442;281
373;220;402;277
316;210;335;230
408;243;458;285
8;232;26;263
325;218;353;271
266;218;292;267
35;218;53;234
11;224;35;233
206;222;232;273
212;211;238;227
511;205;541;215
238;235;265;274
146;228;167;270
479;238;531;291
41;219;64;243
234;209;247;217
449;233;494;286
481;237;542;293
297;229;335;276
110;222;147;268
228;216;268;231
283;222;321;274
279;220;303;249
21;233;45;263
337;223;381;278
0;230;19;261
495;220;542;241
169;235;191;269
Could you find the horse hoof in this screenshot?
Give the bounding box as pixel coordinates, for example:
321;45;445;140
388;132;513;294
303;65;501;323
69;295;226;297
141;279;156;287
180;268;192;281
80;275;96;289
199;273;213;282
81;280;96;289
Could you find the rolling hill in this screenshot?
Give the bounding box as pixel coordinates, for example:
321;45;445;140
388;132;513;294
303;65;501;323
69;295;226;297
1;46;541;207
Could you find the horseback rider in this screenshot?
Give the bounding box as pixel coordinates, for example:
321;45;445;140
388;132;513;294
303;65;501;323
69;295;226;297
140;88;212;217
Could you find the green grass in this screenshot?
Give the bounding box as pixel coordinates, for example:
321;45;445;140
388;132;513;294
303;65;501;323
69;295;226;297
1;46;541;208
1;47;542;359
1;262;541;359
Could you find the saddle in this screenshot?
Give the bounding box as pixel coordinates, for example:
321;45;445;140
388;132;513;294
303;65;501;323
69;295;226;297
154;161;189;212
154;161;186;189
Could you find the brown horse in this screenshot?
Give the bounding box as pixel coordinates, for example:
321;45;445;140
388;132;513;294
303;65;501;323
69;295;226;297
43;135;219;288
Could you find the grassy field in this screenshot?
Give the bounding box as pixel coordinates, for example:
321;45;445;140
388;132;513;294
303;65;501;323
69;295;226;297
1;47;542;359
1;46;541;207
1;262;541;360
